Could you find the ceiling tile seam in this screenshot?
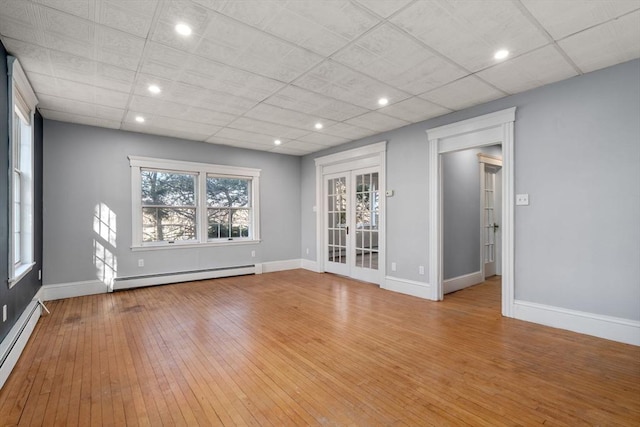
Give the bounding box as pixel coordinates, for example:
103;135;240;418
513;0;583;75
39;105;125;124
121;0;166;130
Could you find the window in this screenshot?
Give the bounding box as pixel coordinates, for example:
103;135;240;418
207;176;251;239
130;156;260;248
8;57;37;287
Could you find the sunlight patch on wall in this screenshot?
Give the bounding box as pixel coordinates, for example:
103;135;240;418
93;203;117;289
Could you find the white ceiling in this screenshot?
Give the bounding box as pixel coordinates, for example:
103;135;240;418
1;0;639;156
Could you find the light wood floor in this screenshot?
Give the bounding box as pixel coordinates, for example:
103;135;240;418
1;271;638;426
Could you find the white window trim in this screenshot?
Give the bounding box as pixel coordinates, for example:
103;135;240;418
129;156;261;249
8;57;37;288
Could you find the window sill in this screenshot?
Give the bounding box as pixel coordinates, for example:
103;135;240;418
131;239;261;251
9;262;35;289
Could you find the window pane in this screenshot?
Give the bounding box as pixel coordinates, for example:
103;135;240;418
142;207;196;242
141;170;196;206
208;209;230;239
207;177;249;207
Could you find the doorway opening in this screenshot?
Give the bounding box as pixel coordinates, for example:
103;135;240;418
427;108;516;317
441;145;502;295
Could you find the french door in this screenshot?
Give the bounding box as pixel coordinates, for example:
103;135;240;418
479;155;502;279
324;167;381;283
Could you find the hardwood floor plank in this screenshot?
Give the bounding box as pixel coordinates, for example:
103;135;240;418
1;270;638;426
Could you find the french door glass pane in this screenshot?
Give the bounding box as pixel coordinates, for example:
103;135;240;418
354;172;379;271
327;177;347;264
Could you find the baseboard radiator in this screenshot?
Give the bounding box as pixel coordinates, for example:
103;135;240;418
0;300;41;390
111;265;256;291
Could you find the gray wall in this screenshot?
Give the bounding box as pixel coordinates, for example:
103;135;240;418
442;145;501;280
301;59;640;321
43;121;301;285
0;41;43;342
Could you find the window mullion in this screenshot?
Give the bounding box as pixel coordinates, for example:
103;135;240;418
199;171;207;243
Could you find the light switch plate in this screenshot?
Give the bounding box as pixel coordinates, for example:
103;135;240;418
516;194;529;206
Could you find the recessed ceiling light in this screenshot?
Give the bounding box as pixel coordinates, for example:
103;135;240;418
274;139;282;145
378;97;389;106
175;23;192;36
314;122;323;130
494;49;509;60
148;85;161;94
135;116;145;123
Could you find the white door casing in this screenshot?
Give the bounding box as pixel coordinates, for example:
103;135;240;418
427;108;516;317
315;142;386;285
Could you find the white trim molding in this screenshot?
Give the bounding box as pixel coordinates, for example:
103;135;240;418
113;266;255;290
513;300;640;346
301;258;320;273
383;276;431;299
42;280;109;300
257;259;302;273
426;108;516;317
0;300;41;389
443;271;483;294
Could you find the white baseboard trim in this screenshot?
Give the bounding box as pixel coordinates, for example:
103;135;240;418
513;300;640;346
383;276;433;300
42;280;108;301
443;271;483;294
0;300;41;389
113;266;256;291
257;259;302;274
301;259;320;273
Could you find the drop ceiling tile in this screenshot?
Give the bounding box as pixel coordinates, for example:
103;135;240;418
40;108;121;129
322;122;373;140
228;117;310;139
96;26;146;57
214;127;277;146
1;0;44;28
139;60;182;80
244;103;336;130
124;112;221;137
97;0;157;38
353;0;414;18
295;60;410;109
232;36;323;82
40;6;94;41
270;144;312;156
123;122;211;142
42;32;94;59
381;96;452;122
0;16;43;46
333;23;467;95
262;7;350;56
33;0;93;19
0;38;53;74
150;20;201;54
522;0;640;40
205;136;277;152
345;111;410;133
159;0;216;35
477;45;578;94
32;73;130;108
38;93;125;121
391;0;549;72
284;0;379;41
145;41;191;68
280;140;326;152
96;63;136;89
558;10;640;73
419;75;505;111
264;85;369;121
296;132;351;147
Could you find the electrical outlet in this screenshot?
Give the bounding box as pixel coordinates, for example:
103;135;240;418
2;305;6;322
516;193;529;206
138;259;144;267
251;250;256;257
391;262;397;272
418;265;425;275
